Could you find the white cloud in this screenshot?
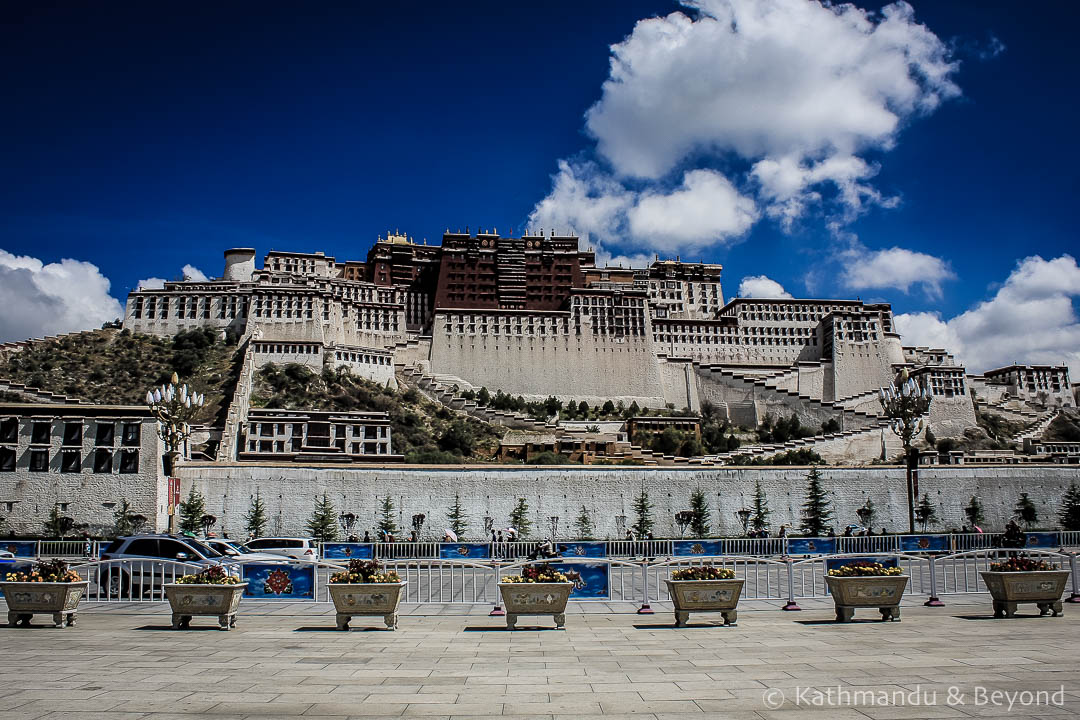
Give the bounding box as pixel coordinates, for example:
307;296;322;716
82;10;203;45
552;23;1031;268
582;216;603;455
136;277;166;290
182;264;208;281
841;244;955;299
0;249;124;343
896;254;1080;375
738;275;792;299
627;170;758;252
587;0;957;181
530;0;958;256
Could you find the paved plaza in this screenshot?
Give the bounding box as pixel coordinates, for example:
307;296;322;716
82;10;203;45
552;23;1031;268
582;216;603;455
1;596;1079;720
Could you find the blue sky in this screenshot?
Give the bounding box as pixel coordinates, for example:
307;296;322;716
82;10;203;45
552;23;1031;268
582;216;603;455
1;1;1078;372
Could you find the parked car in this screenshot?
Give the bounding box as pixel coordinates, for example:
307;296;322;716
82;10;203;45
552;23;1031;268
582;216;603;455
203;538;287;563
243;537;320;561
97;534;234;596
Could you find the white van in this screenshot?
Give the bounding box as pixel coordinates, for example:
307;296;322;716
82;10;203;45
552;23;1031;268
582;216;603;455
243;537;320;561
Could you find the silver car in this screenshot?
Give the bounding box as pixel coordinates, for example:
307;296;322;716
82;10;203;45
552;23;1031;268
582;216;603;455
204;539;288;563
97;534;233;596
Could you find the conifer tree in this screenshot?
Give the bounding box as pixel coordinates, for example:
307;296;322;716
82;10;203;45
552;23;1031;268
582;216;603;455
914;493;939;531
113;498;136;536
178;486;206;534
446;493;468;538
964;495;985;528
573;505;595;539
245;490;268;538
306;493;339;542
377;495;398;536
750;479;771;534
509;497;532;539
43;504;69;537
689;488;710;538
1059;483;1080;531
1014;492;1038;529
632;487;654;537
799;467;833;536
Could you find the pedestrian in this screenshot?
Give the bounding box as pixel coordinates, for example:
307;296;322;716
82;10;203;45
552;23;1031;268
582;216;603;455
363;530;371;543
497;529;504;544
491;529;497;543
409;529;418;543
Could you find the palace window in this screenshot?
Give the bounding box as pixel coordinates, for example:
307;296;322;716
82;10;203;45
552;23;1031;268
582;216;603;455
29;450;48;472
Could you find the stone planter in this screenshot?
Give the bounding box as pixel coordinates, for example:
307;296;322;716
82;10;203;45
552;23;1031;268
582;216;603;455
497;582;573;629
164;583;247;630
664;578;744;627
980;570;1070;618
328;581;406;630
825;575;908;622
2;581;88;628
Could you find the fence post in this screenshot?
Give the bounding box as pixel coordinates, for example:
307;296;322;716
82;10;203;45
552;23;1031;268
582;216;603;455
488;560;505;616
1067;553;1080;604
782;557;800;611
924;555;944;607
637;560;654;614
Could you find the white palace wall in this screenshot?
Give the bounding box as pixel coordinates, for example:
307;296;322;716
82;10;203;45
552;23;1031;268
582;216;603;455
177;463;1080;540
429;314;667;407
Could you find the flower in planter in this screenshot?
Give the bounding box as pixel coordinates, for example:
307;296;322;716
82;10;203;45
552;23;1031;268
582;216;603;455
176;565;241;585
670;565;736;581
329;559;401;584
827;561;903;577
502;562;580;584
4;558;81;583
989;555;1053;572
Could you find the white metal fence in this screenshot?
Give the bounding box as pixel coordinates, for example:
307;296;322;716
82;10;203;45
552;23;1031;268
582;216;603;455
12;548;1069;610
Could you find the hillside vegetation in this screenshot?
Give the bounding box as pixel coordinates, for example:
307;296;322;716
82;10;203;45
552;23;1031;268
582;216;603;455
251;363;504;463
0;328;239;424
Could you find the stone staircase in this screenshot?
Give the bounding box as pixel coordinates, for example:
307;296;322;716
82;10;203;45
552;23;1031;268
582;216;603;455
217;338;256;461
1017;409;1060;443
703;415;893;464
691;361;885;432
0;377;87;405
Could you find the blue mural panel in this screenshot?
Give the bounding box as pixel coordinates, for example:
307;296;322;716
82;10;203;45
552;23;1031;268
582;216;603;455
788;537;836;555
900;535;949;552
241;563;315;600
322;543;374;560
557;542;606;558
549;561;610;600
0;541;37;558
825;556;899;573
672;540;725;557
439;542;491;559
1024;532;1059;548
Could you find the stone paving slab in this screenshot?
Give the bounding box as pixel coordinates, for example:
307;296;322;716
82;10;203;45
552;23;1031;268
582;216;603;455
0;597;1078;718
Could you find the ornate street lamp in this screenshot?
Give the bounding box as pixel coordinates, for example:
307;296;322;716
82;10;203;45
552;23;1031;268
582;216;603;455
147;373;205;533
412;513;426;538
880;369;932;534
483;515;494;538
674;510;694;537
736;508;751;536
855;501;875;531
615;515;627;539
199;513;217;537
548;516;559;540
339;512;357;538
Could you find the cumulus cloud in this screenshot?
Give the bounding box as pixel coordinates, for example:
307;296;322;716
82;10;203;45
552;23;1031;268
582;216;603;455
738;275;792;299
896;254;1080;375
840;244;955;298
627;170;758;252
0;249;124;343
182;264;208;281
135;263;210;290
529;0;959;260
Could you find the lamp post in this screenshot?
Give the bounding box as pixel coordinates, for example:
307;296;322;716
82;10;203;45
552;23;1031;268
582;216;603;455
548;516;559;540
736;508;751;536
339;512;357;538
880;369;932;535
855;503;873;531
483;515;494;538
146;372;205;533
200;513;217;537
674;510;694;537
412;513;426;538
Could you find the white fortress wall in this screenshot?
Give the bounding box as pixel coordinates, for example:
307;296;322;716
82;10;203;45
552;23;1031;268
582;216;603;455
428;311;667;406
657;357;699;412
177;463;1080;539
797;361;825;400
